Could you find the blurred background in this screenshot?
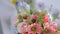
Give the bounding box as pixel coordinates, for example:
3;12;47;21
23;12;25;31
0;0;60;34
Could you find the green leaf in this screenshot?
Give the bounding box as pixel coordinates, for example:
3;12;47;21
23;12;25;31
53;12;59;21
23;5;31;16
27;17;32;24
37;14;43;24
26;0;32;4
16;6;21;14
30;7;37;14
37;10;47;24
18;14;23;22
41;10;47;14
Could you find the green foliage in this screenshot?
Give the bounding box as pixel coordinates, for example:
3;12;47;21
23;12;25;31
37;14;43;24
41;10;47;14
23;5;31;16
15;14;23;27
27;16;32;24
16;6;21;14
30;8;37;14
18;14;23;22
26;0;32;4
37;10;47;24
58;26;60;31
53;12;59;21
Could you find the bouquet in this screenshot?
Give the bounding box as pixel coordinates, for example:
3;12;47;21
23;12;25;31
11;0;60;34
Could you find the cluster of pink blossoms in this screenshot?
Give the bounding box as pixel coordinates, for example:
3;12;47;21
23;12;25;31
27;23;41;34
43;22;57;32
17;13;58;34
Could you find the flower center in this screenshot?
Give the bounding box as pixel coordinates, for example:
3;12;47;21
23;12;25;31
44;29;48;33
31;27;36;31
32;19;36;23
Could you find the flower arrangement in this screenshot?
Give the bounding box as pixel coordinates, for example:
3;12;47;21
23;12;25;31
11;0;60;34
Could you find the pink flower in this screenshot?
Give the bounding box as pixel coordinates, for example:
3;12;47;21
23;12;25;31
27;23;41;34
22;32;28;34
43;22;57;32
42;14;48;23
30;14;37;20
17;22;28;33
